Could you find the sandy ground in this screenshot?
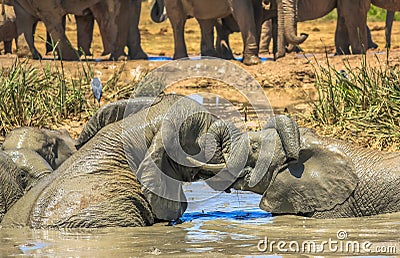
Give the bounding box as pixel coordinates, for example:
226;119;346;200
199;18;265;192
1;2;400;143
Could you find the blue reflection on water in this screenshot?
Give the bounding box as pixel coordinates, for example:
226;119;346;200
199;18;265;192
147;56;273;62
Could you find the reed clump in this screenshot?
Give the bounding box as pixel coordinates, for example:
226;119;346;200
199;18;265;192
0;58;145;139
302;54;400;151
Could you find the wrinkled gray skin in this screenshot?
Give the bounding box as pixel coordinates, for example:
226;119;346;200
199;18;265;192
151;0;267;65
0;151;24;222
14;0;144;60
4;149;52;191
0;149;52;222
234;128;400;218
0;4;18;54
2;127;76;170
1;94;300;228
76;98;153;149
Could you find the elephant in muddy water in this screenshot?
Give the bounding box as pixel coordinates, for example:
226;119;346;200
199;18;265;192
1;127;76;170
76;98;153;149
0;149;52;221
233;128;400;218
14;0;145;60
1;94;301;228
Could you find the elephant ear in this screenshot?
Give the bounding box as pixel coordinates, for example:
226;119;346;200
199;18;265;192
259;130;359;214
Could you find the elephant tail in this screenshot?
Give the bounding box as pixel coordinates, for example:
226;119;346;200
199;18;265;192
151;0;167;23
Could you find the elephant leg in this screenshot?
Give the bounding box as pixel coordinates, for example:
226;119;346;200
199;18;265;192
197;18;218;57
231;0;261;65
3;40;12;54
76;12;94;56
259;20;272;54
335;14;351;55
99;0;127;60
385;10;395;48
46;15;66;55
215;16;236;59
42;13;79;61
90;2;113;56
367;26;378;49
14;2;41;59
337;0;370;54
165;1;188;59
128;0;148;60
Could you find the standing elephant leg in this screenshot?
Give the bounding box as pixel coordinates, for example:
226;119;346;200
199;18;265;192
197;18;218;57
46;15;66;55
14;1;41;59
231;0;261;65
76;12;94;56
385;10;395;48
165;1;188;59
128;0;147;60
335;13;350;54
367;26;378;49
41;11;78;61
3;40;12;54
259;20;272;54
337;0;370;54
215;16;236;60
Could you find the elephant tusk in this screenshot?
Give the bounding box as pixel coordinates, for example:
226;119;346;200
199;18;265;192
186;156;226;172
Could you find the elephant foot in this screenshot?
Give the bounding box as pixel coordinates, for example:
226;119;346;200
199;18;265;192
129;50;148;60
368;42;378;50
274;50;286;60
173;53;189;60
31;51;42;60
58;47;80;61
243;55;261;66
201;49;219;58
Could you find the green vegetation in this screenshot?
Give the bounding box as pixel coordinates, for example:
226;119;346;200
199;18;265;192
302;54;400;151
0;58;144;138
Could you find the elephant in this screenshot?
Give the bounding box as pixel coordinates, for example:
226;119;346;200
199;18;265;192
76;97;154;149
1;127;76;170
0;149;53;222
0;3;18;54
14;0;145;60
385;10;395;49
233;128;400;218
4;149;53;190
0;151;24;222
0;94;301;228
218;0;378;58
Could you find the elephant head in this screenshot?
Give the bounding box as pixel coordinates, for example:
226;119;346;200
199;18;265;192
0;151;25;222
232;128;359;216
2;127;76;169
3;149;53;191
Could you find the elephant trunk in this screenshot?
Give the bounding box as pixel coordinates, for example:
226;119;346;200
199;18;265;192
151;0;167;23
200;121;249;192
281;0;308;45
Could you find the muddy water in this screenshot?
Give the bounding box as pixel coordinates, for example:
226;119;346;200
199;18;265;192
0;181;399;257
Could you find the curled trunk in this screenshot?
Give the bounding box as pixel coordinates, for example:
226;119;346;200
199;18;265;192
280;0;308;45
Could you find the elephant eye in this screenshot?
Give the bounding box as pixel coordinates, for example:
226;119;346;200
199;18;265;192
252;142;259;152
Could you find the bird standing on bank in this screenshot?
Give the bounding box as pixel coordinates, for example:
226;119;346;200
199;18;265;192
91;77;102;107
